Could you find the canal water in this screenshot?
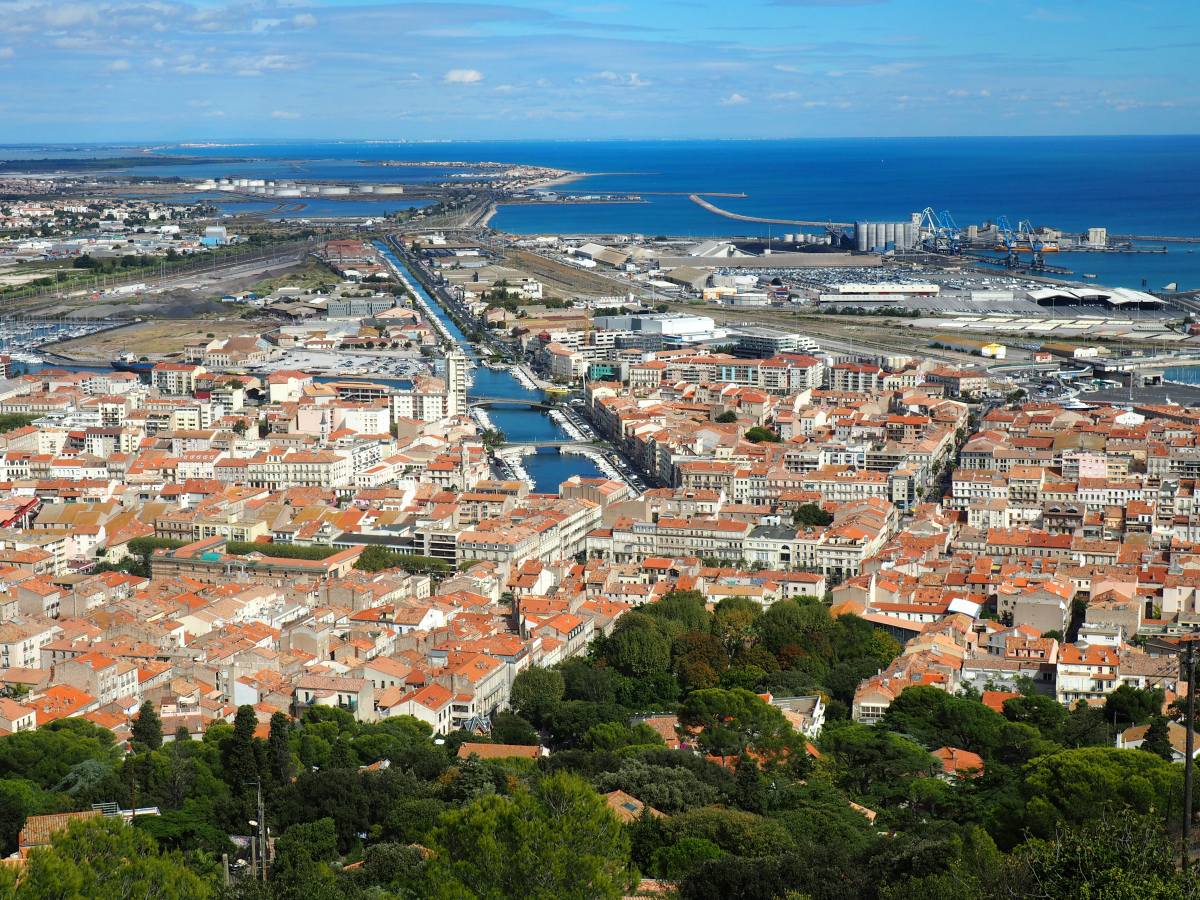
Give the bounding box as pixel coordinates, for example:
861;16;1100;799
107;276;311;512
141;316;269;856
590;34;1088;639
375;242;604;492
24;248;602;494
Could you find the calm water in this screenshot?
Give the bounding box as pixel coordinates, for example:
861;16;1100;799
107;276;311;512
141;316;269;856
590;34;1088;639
972;242;1199;292
139;138;1200;290
19;137;1200;286
139;137;1200;233
377;243;602;492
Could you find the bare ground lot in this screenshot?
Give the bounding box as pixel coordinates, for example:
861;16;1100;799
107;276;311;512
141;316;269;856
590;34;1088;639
504;250;620;298
29;256;324;320
53;320;270;361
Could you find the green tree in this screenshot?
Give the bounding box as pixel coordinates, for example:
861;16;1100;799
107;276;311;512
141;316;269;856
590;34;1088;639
355;547;450;575
490;712;540;746
510;666;566;720
582;722;663;753
131;700;163;752
0;779;59;857
652;837;725;883
268;711;295;785
606;613;671;677
1104;684;1164;727
744;426;779;443
1021;747;1181;840
424;772;636;900
792;504;833;527
1001;693;1066;732
274;818;339;900
999;811;1196;900
735;755;767;815
0;718;120;789
678;688;792;763
645;590;712;635
223;705;262;792
594;759;726;815
715;411;738;424
664;806;794;857
878;685;1007;757
1139;715;1174;762
821;724;940;802
16;815;210;900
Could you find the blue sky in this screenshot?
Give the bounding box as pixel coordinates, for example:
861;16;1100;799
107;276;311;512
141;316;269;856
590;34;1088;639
0;0;1195;141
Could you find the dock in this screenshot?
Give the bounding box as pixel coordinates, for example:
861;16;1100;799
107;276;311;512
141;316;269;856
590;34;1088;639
687;195;853;228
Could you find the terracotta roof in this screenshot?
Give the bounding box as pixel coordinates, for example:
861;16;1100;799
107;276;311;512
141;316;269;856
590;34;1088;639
19;811;103;848
456;742;542;760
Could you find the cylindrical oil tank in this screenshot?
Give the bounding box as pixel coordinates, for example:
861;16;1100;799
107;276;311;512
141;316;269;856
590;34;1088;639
275;189;301;197
855;223;869;252
358;185;375;193
885;222;896;244
374;185;405;195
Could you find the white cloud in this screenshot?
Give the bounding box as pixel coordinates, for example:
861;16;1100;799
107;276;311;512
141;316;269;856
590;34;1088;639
979;90;991;97
719;93;748;105
203;110;225;117
495;84;514;92
0;48;12;60
444;68;483;84
770;91;801;100
107;59;131;72
803;100;826;108
595;71;650;87
271;110;299;118
292;13;317;28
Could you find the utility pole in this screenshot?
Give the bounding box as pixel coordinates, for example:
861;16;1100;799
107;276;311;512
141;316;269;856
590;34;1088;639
1184;634;1198;871
258;782;267;883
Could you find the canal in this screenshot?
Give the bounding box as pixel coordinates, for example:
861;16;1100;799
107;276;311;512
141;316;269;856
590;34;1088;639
376;241;604;492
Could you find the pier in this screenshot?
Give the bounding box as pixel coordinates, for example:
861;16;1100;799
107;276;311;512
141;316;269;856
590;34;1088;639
687;195;853;228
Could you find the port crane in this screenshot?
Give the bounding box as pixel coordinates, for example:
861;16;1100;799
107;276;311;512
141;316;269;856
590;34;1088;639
994;216;1022;268
994;216;1045;269
1018;219;1047;268
918;207;962;255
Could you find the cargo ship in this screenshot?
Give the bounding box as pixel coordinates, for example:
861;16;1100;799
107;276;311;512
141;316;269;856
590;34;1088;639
110;351;156;375
993;243;1060;253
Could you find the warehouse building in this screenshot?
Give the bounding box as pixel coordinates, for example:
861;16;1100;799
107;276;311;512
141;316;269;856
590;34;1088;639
1041;343;1101;360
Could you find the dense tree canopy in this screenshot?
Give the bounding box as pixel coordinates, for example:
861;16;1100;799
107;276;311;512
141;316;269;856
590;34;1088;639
425;772;636;900
0;581;1189;900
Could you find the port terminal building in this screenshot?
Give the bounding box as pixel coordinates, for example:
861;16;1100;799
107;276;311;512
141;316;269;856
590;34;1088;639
1028;286;1164;311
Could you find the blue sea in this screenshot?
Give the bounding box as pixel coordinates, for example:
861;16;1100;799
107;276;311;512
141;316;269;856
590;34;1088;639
140;137;1200;290
12;137;1200;288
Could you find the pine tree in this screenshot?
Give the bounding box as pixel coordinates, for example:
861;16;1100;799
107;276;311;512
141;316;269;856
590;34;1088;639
735;755;767;815
330;734;355;770
269;711;295;785
225;704;263;792
1140;715;1175;762
130;700;162;751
